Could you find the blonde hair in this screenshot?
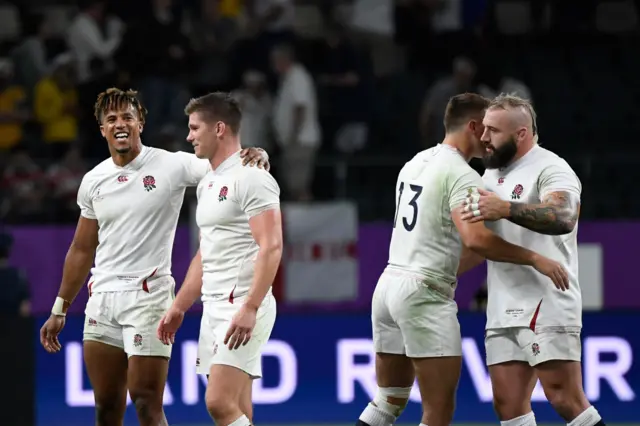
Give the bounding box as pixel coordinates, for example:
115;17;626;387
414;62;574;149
489;93;538;140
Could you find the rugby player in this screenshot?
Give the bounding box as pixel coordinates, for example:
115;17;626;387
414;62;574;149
39;88;269;426
356;93;568;426
158;92;281;426
460;94;605;426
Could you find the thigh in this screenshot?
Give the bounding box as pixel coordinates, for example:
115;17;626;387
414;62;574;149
83;340;128;414
375;353;415;388
207;364;251;405
127;355;169;404
119;284;174;358
209;295;277;378
396;286;461;358
412;356;461;425
488;360;537;420
84;293;125;350
371;279;405;356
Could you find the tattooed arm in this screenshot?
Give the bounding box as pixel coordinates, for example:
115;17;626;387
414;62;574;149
506;191;580;235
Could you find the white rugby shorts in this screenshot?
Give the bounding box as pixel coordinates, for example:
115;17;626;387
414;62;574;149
83;276;175;358
196;293;276;378
371;270;461;358
485;327;582;366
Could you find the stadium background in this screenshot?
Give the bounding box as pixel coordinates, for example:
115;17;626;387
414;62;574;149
0;0;638;425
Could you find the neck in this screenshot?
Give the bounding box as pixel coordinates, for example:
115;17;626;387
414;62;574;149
442;133;473;162
508;138;536;165
209;139;241;170
110;139;143;167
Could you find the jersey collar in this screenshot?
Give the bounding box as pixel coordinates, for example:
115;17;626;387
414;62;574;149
112;144;149;170
212;150;242;174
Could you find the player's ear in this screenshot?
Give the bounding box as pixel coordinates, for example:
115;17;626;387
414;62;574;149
99;125;106;138
468;120;477;133
139;122;144;133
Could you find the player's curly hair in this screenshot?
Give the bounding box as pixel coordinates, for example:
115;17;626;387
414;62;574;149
93;87;148;124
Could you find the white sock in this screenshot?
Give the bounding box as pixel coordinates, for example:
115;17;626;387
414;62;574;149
501;411;537;426
568;406;602;426
227;414;251;426
359;402;396;426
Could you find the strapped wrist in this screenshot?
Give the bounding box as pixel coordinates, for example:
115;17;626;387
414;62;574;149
52;297;69;316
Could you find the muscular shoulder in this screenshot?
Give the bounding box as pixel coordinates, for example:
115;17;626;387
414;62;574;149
235;165;278;190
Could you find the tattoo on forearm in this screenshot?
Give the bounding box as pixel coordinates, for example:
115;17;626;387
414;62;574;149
508;191;580;235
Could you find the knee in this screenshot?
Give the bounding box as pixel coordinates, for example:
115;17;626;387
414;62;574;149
129;389;162;421
94;398;123;426
492;390;530;421
544;384;588;420
373;387;412;418
205;391;238;421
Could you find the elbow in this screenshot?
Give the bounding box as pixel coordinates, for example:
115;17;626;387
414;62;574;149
260;238;283;257
462;233;488;255
556;220;575;235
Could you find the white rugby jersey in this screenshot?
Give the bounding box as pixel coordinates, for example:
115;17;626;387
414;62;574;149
196;151;280;304
386;144;484;295
483;145;582;330
77;145;210;293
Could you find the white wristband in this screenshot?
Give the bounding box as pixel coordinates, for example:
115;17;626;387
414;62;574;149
52;297;68;316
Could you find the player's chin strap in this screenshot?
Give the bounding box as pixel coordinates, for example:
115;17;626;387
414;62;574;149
51;297;69;317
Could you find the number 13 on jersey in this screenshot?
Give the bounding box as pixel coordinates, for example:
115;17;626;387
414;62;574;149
393;182;423;232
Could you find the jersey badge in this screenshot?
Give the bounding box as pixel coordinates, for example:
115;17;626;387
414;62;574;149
511;184;524;200
531;342;540;356
133;333;143;347
117;175;128;183
218;185;228;202
497;177;504;186
142;175;156;192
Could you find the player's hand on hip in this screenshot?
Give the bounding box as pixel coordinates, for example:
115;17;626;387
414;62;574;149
531;254;570;291
461;188;509;222
40;314;65;353
157;306;185;345
240;147;270;171
224;305;257;350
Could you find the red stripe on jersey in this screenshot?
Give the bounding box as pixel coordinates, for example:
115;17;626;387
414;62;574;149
228;284;237;304
142;268;158;293
529;299;543;331
88;281;94;297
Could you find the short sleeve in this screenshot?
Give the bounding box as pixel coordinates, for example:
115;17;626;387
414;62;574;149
173;151;210;187
77;174;96;219
537;162;581;200
290;70;312;105
237;168;280;217
448;166;485;211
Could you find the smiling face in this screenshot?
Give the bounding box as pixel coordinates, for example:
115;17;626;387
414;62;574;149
186;112;225;159
99;103;143;154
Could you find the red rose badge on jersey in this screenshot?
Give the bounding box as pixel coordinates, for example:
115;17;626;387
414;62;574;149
218;186;228;202
142;175;156;192
511;184;524;200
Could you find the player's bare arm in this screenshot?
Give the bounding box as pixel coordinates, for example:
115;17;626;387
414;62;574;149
457;245;485;276
452;208;569;290
461;188;580;235
158;249;204;345
224;208;283;350
40;216;99;353
506;191;580;235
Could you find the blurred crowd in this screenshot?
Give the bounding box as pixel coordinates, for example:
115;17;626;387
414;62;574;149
0;0;638;223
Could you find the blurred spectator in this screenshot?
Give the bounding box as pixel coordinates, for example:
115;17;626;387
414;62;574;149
189;0;239;93
131;0;191;138
271;45;320;201
33;53;79;160
419;56;478;147
67;0;125;84
0;59;28;152
247;0;295;74
470;281;487;312
1;149;46;222
0;232;31;317
10;12;53;97
46;147;87;220
317;22;371;153
233;70;273;150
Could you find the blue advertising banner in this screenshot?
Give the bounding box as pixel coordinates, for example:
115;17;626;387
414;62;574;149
36;313;638;425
